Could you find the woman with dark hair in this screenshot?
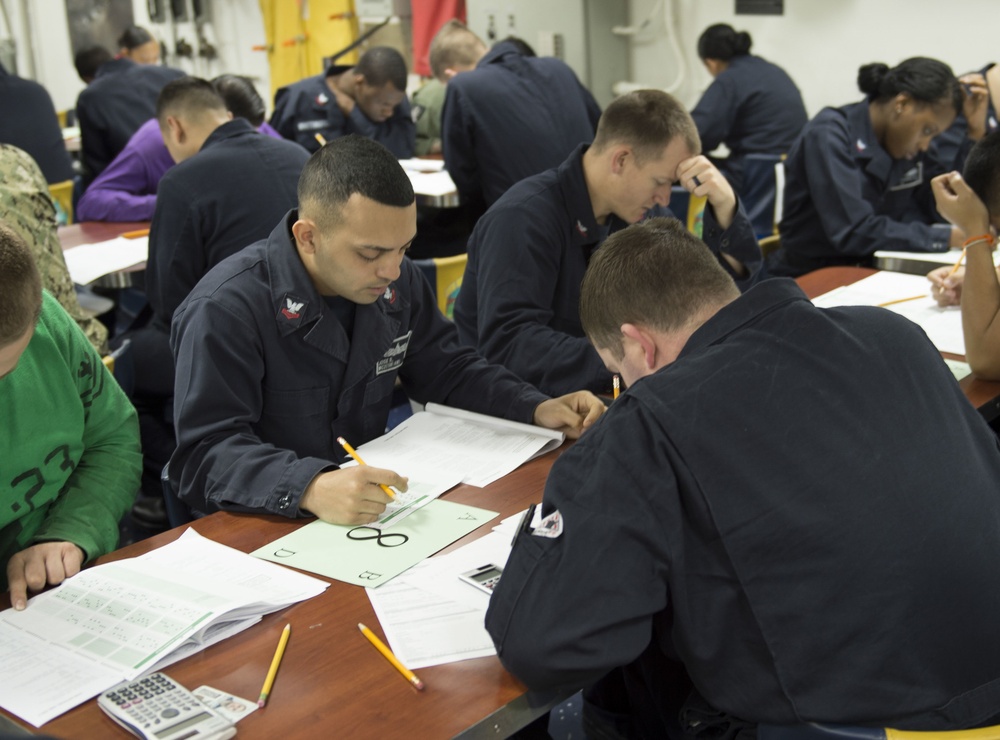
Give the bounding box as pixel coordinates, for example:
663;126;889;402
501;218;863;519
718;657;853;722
118;25;160;65
770;57;989;277
691;23;807;193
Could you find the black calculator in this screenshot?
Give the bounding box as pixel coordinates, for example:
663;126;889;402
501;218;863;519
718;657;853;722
97;672;236;740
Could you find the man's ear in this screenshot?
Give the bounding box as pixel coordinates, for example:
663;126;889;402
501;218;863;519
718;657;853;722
609;146;632;175
621;323;658;372
165;115;185;145
291;218;318;254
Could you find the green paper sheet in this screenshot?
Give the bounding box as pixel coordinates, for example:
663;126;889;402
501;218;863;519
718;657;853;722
251;499;498;588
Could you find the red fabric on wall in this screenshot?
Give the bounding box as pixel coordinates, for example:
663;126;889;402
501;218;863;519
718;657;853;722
411;0;466;77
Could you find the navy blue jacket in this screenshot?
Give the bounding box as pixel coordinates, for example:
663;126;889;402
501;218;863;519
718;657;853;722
270;66;415;157
170;212;548;516
76;58;185;187
148;118;310;332
773;101;953;277
442;41;601;209
691;54;807;190
0;63;73;183
488;278;1000;730
453;145;762;396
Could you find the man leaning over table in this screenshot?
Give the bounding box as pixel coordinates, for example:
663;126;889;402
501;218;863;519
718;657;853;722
0;222;141;610
170;135;604;525
486;217;1000;737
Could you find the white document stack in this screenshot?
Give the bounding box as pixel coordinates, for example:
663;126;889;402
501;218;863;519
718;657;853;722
0;529;327;727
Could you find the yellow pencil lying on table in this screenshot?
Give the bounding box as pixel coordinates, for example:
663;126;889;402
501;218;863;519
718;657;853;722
336;436;395;500
358;622;425;690
258;623;291;707
877;294;928;308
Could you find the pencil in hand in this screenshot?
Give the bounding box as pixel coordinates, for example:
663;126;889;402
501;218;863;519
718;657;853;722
337;436;396;500
358;622;425;690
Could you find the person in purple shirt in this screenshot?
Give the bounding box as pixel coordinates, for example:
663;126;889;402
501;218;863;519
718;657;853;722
76;75;281;222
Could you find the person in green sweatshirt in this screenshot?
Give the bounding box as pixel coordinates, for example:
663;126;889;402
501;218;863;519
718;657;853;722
0;221;141;610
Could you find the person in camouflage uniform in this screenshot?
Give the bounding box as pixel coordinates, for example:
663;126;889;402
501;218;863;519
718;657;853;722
0;144;108;354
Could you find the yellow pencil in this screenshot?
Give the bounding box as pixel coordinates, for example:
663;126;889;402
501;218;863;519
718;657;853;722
613;374;620;400
258;623;291;707
314;132;327;146
337;436;395;500
877;294;928;308
944;246;967;281
121;228;150;239
358;622;425;690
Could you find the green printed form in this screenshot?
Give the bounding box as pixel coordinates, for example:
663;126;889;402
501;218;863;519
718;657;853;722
251;499;499;587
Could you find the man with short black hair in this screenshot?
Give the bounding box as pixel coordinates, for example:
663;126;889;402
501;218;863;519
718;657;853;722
0;222;140;611
454;89;762;396
488;216;1000;735
270;46;415;157
171;135;604;523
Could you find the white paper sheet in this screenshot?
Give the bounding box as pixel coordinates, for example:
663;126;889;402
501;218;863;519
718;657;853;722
405;169;457;197
398;158;446;173
352;404;562;488
0;530;327;727
811;271;965;355
63;236;148;284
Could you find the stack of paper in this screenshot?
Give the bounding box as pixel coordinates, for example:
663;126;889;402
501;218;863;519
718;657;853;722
63;236;148;284
366;511;525;669
0;530;327;727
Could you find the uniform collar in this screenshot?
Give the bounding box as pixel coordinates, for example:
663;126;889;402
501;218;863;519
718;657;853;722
678;279;810;360
94;57;136;79
264;211;405;367
200;118;257;152
478;40;523;68
844;100;894;182
557;144;608;248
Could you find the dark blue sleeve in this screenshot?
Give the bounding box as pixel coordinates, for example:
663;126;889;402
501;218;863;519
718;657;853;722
397;260;548;421
691;76;739;153
799;118;949;255
462;209;611;396
702;200;764;289
441;83;483;206
486;419;673;691
269;86;297;141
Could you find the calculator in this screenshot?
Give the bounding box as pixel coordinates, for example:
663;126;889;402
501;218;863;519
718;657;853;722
459;563;504;594
98;672;236;740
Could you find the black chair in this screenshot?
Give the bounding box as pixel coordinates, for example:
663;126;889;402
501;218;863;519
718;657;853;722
160;463;194;528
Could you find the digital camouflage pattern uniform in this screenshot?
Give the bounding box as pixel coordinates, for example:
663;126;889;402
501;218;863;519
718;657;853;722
0;143;108;353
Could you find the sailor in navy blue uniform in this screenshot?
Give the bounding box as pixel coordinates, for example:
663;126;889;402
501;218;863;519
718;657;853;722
75;57;184;187
453;90;761;397
170;136;603;524
270;46;414;158
772;57;988;277
931;63;1000;167
691;24;807;191
488;217;1000;736
436;27;601;210
0;62;74;184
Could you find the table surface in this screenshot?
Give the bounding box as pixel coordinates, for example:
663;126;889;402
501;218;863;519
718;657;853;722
1;447;561;739
58;221;150;251
796;267;1000;420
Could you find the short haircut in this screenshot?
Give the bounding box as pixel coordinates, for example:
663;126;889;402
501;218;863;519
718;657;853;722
75;46;112;81
591;89;701;165
857;57;962;115
429;20;487;80
212;74;266;127
354;46;408;91
0;221;43;345
963;130;1000;215
298;135;414;228
580;218;739;359
118;25;154;51
156;76;228;124
697;24;752;61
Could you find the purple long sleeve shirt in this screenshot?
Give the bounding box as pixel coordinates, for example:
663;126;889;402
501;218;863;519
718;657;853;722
76;118;285;223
